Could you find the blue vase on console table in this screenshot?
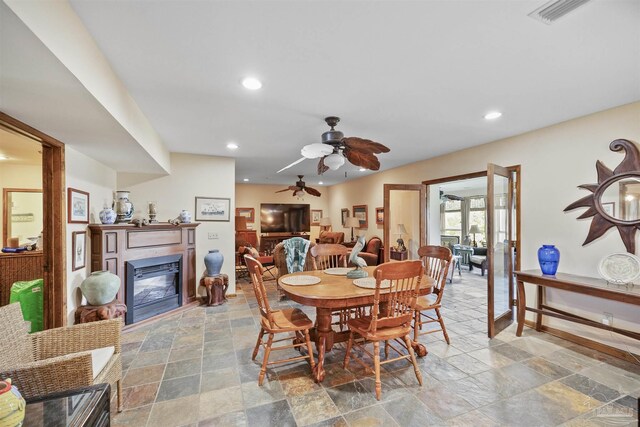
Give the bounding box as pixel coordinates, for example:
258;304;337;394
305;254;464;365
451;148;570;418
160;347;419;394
538;245;560;275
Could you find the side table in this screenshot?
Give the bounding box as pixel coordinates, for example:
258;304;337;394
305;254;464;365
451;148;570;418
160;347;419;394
390;249;408;261
200;272;229;306
24;384;110;427
75;300;127;324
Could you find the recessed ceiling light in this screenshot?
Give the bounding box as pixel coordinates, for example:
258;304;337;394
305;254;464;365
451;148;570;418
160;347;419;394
241;77;262;90
484;111;502;120
318;181;323;185
226;142;239;150
243;178;249;182
359;168;366;172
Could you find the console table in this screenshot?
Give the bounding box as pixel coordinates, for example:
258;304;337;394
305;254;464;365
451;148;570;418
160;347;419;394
515;270;640;342
24;383;110;426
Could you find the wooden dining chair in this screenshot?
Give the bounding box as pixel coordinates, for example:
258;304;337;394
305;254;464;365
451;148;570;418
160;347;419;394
310;243;348;270
343;260;424;400
244;255;316;385
413;245;452;344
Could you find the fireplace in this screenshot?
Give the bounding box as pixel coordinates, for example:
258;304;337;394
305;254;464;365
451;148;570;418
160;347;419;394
125;254;183;325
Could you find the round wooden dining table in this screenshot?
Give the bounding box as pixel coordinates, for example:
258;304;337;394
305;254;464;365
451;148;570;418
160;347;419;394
279;266;434;382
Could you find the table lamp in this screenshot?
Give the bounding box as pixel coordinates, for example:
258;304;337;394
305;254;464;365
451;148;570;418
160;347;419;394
469;224;481;247
345;217;360;242
396;223;407;252
319;217;332;232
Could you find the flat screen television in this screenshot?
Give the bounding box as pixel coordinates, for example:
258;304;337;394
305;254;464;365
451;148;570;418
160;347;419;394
260;203;310;233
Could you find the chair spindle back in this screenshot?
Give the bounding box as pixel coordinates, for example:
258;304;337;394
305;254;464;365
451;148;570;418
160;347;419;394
417;245;452;305
244;255;275;329
310;244;349;270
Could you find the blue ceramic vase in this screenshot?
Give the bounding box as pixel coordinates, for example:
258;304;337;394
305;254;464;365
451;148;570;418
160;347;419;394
204;249;224;276
538;245;560;275
99;206;117;224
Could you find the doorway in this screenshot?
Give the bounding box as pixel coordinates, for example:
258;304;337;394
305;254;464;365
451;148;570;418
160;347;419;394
0;112;66;328
424;167;521;338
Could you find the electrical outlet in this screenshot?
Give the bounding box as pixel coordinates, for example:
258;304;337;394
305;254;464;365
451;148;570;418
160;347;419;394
208;232;219;240
602;313;613;327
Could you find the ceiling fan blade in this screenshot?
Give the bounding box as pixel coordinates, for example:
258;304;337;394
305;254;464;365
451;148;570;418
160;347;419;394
304;186;321;197
301;143;333;159
344;149;381;170
275;188;290;193
444;194;464;201
343;137;390;154
277;157;306;173
317;157;329;175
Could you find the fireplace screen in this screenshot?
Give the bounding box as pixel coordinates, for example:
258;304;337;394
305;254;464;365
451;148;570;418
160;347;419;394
126;255;182;324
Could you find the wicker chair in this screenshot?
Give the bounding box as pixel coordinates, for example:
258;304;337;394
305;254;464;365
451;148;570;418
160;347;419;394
245;255;315;385
413;246;453;344
273;240;316;299
344;260;424;400
0;303;123;411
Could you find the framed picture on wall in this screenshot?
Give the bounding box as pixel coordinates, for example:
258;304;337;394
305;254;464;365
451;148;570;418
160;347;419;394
341;208;349;227
311;209;323;226
375;207;384;225
72;231;86;271
235;207;255;223
352;205;368;228
195;197;231;222
67;188;90;224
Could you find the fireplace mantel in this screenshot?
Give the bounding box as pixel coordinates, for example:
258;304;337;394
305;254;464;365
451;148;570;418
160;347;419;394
88;223;199;321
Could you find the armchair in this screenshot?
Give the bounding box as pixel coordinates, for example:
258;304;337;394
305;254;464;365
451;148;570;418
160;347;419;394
0;303;123;411
318;231;345;244
359;236;382;266
469;247;488;276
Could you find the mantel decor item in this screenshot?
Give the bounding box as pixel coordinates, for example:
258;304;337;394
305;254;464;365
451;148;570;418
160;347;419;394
80;270;120;305
67;187;90;224
204;249;224;276
598;253;640;285
114;190;134;223
537;244;560;275
565;138;640;253
180;210;192;223
99;200;116;224
148;201;158;223
0;379;25;427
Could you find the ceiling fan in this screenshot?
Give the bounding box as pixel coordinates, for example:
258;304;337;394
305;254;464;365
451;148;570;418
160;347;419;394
440;190;464;203
275;175;321;197
277;116;390;175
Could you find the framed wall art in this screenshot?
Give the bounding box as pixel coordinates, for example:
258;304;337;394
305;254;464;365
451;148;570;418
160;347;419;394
67;188;89;224
352;205;368;228
341;208;349;227
195;197;231;222
375;207;384;225
235;207;255;223
311;209;323;226
72;231;86;271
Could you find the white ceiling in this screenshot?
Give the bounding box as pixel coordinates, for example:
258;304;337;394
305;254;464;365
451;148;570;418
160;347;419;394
3;1;640;185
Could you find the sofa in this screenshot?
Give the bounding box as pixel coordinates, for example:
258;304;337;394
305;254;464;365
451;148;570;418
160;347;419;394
359;236;383;266
318;231;345;244
469;247;488;276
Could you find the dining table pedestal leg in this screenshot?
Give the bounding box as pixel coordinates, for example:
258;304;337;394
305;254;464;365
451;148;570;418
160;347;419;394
313;307;334;382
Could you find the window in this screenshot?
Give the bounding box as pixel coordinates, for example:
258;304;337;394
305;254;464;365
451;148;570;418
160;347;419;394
442;199;462;241
468;196;486;245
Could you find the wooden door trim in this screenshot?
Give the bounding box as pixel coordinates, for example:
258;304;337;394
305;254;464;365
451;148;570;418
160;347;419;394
422;171;487;186
383;184;426;263
0;112;66;328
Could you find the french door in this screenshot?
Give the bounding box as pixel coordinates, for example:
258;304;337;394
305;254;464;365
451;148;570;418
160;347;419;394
487;164;519;338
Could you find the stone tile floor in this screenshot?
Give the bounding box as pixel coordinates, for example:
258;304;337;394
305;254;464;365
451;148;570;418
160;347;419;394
112;270;640;426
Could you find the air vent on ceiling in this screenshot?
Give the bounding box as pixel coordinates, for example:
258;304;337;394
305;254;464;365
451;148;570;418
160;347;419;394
528;0;592;25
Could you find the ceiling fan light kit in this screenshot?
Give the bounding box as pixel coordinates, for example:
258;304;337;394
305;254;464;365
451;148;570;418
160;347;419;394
324;153;345;170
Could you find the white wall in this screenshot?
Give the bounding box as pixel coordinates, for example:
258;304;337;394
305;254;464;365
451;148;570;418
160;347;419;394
65;146;117;324
123;153;237;294
328;102;640;354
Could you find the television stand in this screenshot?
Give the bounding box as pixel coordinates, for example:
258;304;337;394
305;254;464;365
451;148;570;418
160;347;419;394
259;234;310;255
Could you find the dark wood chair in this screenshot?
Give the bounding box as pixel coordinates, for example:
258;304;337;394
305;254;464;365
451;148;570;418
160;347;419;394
343;260;424;400
413;246;452;344
244;255;316;385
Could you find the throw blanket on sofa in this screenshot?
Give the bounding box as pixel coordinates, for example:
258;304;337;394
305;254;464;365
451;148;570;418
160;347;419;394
283;237;310;273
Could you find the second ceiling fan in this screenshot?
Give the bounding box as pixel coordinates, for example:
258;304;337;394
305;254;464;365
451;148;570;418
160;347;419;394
277;116;390;175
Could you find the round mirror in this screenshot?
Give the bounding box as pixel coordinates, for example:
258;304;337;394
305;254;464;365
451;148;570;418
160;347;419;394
599;176;640;221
